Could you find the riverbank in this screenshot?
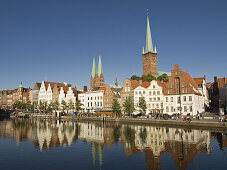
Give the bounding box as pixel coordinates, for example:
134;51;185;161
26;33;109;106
10;114;227;131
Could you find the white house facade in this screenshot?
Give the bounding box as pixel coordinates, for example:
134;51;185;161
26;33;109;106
78;91;104;113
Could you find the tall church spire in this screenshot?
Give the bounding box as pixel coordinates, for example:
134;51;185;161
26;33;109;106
146;16;154;53
97;55;103;77
91;58;96;78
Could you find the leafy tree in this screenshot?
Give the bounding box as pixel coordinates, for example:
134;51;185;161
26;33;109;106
138;96;147;115
157;73;169;82
75;100;83;112
123;97;135;116
112;98;121;117
39;101;48;113
61;100;67;111
68;100;75;111
141;74;156;82
131;75;141;81
47;102;53;113
53;101;60;110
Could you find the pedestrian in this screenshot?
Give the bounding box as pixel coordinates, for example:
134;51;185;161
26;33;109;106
197;111;199;120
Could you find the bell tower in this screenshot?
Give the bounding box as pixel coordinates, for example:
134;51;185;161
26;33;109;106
142;16;157;75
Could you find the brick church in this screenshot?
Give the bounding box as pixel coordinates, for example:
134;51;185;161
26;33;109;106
90;56;104;89
142;16;170;77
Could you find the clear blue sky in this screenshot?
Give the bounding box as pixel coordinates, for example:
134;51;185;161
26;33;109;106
0;0;226;90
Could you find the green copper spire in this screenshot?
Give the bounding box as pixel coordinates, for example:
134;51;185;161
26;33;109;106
97;55;103;77
146;16;154;53
19;82;23;88
91;58;96;78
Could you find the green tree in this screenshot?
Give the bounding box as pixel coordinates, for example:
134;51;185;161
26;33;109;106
47;102;53;113
138;96;147;115
75;100;83;112
53;101;60;110
131;75;141;81
68;100;75;111
113;126;121;143
112;98;121;117
61;100;67;111
141;74;156;82
123;97;135;117
157;73;169;82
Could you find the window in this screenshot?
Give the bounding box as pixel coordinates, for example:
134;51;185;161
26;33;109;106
170;84;173;88
125;87;127;92
153;97;156;101
157;97;160;101
91;97;92;100
190;106;192;112
143;91;145;94
139;91;141;95
184;106;187;112
185;89;188;93
171;97;173;102
149;104;151;108
88;103;89;107
95;97;96;100
175;72;178;75
184;96;186;102
128;87;130;92
182;89;184;93
166;97;168;102
166;106;169;112
153;85;155;88
152;103;155;108
157;91;160;95
88;97;89;100
161;103;163;108
91;102;92;107
171;106;174;112
177;97;180;104
168;90;170;94
149;91;152;95
156;104;159;108
189;96;192;101
135;92;137;95
182;83;184;87
149;98;152;101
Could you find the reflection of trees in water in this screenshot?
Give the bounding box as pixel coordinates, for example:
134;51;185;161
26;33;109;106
74;123;80;141
139;127;147;146
124;126;135;147
113;125;121;144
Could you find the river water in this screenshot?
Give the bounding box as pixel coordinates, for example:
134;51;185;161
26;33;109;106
0;118;227;170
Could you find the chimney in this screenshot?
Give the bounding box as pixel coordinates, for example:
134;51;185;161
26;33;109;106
214;76;217;82
83;86;87;91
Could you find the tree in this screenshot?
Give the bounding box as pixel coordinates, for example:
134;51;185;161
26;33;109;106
112;98;121;117
138;96;147;115
113;126;121;143
53;101;60;110
68;100;75;111
61;100;67;112
47;102;53;113
157;73;169;82
131;75;141;81
124;126;135;148
123;97;135;117
141;74;156;82
75;100;83;112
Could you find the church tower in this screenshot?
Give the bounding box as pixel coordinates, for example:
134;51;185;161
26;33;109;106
90;56;104;89
142;16;158;75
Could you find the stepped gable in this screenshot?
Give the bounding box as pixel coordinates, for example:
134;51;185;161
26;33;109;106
44;81;69;93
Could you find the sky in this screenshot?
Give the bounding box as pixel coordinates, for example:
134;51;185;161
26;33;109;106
0;0;226;90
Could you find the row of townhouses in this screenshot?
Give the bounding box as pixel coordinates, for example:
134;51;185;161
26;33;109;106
1;15;226;115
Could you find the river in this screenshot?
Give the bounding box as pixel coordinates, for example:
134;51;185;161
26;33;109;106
0;118;227;170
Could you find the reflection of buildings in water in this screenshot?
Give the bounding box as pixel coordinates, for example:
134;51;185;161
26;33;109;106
0;119;214;169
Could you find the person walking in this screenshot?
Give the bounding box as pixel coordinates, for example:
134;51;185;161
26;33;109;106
197;111;200;120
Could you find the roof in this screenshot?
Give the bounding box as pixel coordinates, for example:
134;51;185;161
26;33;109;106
130;79;139;89
206;82;213;89
141;81;150;88
43;81;69;93
217;78;227;88
193;77;206;87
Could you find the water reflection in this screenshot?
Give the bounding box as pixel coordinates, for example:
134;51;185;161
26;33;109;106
0;119;227;170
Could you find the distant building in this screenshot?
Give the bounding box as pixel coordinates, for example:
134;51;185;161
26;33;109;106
90;56;104;89
12;82;31;104
0;90;13;109
30;82;41;104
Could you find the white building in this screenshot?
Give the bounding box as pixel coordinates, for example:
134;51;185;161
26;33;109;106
78;90;104;113
134;80;164;114
59;86;77;105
